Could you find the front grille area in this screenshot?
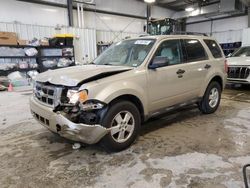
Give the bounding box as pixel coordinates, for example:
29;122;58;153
228;66;250;79
32;111;50;126
34;82;62;107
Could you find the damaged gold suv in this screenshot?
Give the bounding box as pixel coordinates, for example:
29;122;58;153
30;35;227;151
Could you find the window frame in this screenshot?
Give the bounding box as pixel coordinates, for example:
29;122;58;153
181;39;209;63
204;39;223;59
232;46;250;57
148;39;185;68
94;39;156;67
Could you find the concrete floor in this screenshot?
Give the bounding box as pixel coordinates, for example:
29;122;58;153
0;86;250;188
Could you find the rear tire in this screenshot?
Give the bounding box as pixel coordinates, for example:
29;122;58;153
100;100;141;152
198;81;221;114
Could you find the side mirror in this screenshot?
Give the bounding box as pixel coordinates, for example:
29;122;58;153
149;56;169;69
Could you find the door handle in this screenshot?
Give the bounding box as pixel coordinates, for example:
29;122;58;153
176;69;185;74
204;64;211;69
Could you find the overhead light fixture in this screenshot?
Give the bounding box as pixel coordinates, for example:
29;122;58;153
191;9;200;16
185;7;194;12
144;0;155;3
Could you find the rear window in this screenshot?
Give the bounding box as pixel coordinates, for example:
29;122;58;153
182;39;208;62
204;39;223;58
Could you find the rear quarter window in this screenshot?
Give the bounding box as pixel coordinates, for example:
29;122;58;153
204;39;223;58
182;39;208;62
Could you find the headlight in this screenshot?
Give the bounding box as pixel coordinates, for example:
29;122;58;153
67;89;88;104
80;101;104;111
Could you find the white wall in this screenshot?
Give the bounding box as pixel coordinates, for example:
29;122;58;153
0;0;173;34
83;12;146;33
186;21;211;34
151;5;174;18
212;16;248;32
0;0;69;26
242;28;250;46
94;0;146;17
186;16;248;43
0;0;173;60
40;0;174;18
186;16;248;33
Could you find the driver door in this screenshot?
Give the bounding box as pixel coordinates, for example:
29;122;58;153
147;39;196;113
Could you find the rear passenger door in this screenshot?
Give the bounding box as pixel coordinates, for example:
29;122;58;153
203;39;224;73
180;39;211;96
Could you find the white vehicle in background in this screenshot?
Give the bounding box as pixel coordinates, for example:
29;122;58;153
227;46;250;85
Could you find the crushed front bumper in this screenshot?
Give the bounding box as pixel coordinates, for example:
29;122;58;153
30;96;109;144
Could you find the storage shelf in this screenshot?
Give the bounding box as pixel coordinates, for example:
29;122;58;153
0;45;75;76
0;56;37;59
0;45;36;48
38;45;74;49
0;68;38;76
40;56;74;58
0;45;74;48
0;56;74;59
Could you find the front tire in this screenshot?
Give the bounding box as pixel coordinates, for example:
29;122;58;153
100;101;141;152
198;81;222;114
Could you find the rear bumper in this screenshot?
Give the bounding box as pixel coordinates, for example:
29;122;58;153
30;96;109;144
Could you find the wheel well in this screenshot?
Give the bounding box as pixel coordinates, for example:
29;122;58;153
109;95;145;122
209;76;223;90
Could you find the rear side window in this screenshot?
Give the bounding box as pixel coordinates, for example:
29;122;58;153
182;39;208;62
204;39;223;58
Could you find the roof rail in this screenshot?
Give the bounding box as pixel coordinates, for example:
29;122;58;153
171;31;208;36
139;34;150;37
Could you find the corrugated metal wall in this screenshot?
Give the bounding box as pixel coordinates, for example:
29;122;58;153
187;22;243;43
96;30;141;43
66;27;97;62
242;28;250;47
212;30;242;44
186;16;247;44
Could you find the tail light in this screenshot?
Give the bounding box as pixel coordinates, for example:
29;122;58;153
224;59;228;73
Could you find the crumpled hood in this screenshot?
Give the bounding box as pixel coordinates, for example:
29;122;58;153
35;65;133;86
227;57;250;66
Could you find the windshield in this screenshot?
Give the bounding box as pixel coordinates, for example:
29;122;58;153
94;39;155;67
149;23;171;35
232;47;250;57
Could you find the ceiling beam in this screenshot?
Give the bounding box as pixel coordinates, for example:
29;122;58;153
158;0;189;6
165;5;185;11
156;0;198;11
172;0;220;11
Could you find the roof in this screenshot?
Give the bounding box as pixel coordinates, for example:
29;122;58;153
131;34;215;41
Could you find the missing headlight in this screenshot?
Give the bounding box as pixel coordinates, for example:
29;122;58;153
80;100;105;111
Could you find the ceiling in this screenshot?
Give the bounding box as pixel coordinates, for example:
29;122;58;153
240;0;250;6
140;0;220;11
